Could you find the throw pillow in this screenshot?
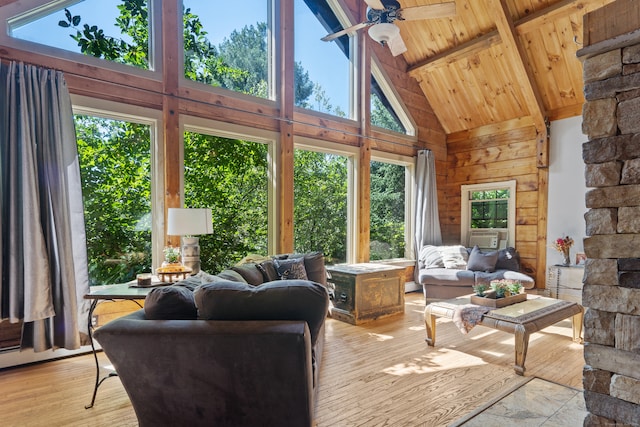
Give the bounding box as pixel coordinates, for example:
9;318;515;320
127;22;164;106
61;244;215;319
144;285;197;320
274;257;308;280
438;245;469;269
495;247;521;271
231;263;265;286
466;245;499;272
418;245;444;269
256;259;279;282
194;279;329;347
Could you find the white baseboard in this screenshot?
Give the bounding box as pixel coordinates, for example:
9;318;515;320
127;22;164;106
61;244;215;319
0;345;94;369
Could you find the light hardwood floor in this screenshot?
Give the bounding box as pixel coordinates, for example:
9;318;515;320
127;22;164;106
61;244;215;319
0;292;584;427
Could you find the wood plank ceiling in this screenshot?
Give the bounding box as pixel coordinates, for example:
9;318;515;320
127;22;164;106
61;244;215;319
392;0;615;136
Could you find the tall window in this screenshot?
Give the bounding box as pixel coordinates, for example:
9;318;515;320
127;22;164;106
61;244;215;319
182;0;272;99
75;114;152;285
183;130;269;273
461;181;516;249
294;0;353;118
370;160;407;260
10;0;152;70
370;61;415;135
294;148;349;264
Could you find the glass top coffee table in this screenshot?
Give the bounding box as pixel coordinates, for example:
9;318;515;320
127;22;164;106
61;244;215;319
424;294;583;375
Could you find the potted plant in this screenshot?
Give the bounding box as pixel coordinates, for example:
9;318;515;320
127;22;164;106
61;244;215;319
162;246;181;266
472;283;488;297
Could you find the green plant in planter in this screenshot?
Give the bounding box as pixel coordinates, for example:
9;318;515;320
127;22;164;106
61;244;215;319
163;246;180;264
507;281;523;295
490;281;508;298
473;284;488;297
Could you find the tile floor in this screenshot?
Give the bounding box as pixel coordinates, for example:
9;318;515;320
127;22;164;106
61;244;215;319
452;377;588;426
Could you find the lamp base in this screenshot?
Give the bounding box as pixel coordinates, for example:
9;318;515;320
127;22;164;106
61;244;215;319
181;236;201;274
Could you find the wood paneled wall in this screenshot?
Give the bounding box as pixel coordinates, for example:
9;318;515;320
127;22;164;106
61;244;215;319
441;118;547;286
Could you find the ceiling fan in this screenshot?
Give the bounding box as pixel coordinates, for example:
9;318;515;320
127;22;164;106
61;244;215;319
321;0;456;56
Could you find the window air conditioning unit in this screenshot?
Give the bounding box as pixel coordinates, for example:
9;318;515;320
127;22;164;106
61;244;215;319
468;230;499;249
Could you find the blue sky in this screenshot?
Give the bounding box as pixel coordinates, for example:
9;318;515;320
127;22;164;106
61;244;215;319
11;0;349;111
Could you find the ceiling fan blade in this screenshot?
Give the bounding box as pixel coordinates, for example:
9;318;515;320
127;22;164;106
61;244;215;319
321;21;371;42
387;33;407;56
364;0;386;10
399;2;456;21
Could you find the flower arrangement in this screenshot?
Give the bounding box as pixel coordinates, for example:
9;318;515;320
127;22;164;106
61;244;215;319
552;235;574;253
552;235;574;265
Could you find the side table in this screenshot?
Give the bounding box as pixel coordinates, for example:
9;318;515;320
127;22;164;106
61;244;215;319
83;283;153;409
546;265;584;304
327;263;405;325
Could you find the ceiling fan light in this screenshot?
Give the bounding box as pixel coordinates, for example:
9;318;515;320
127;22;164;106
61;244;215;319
368;23;400;45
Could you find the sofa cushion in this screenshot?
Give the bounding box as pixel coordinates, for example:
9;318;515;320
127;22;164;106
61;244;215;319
274;257;308;280
144;285;197;320
466;245;499;272
418;245;445;269
438;245;468;269
194;279;329;346
216;269;248;283
495;247;521;271
231;263;265;286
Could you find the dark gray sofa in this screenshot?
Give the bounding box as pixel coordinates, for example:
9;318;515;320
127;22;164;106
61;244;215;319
93;252;330;427
417;245;535;300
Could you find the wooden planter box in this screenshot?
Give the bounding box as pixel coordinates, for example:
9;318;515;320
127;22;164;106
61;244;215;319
470;293;527;308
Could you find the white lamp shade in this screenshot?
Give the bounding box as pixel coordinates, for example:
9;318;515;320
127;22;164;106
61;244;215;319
167;208;213;236
368;23;400;44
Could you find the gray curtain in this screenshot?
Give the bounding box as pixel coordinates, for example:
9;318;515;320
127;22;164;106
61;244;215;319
0;61;90;351
414;150;442;279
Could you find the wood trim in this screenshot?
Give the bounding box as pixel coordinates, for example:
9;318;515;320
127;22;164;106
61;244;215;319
161;0;180;247
491;0;548;168
277;0;294;254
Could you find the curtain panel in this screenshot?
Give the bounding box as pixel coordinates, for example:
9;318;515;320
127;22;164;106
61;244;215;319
0;61;90;351
414;150;442;280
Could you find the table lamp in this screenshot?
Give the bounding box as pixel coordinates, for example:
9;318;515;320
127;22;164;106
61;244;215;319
167;208;213;274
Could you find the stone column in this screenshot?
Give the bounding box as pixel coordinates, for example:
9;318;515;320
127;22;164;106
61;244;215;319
581;41;640;426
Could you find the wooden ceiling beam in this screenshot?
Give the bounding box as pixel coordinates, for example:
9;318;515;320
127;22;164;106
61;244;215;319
517;0;617;34
407;31;502;76
489;0;549;168
409;0;615;75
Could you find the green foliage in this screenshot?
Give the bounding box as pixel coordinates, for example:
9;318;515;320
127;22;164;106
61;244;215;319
294;151;348;264
58;1;149;68
369;161;405;260
183;132;269;273
371;92;404;133
75;116;151;285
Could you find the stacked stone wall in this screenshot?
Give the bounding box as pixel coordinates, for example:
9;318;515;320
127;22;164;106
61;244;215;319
582;44;640;427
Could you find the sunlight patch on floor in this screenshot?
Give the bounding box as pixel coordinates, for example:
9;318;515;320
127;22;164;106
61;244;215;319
381;348;488;376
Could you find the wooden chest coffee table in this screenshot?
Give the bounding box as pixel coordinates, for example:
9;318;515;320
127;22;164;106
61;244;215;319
424;294;583;375
327;263;405;325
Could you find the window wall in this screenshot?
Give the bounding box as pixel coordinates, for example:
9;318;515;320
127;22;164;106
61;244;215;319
1;0;423;277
